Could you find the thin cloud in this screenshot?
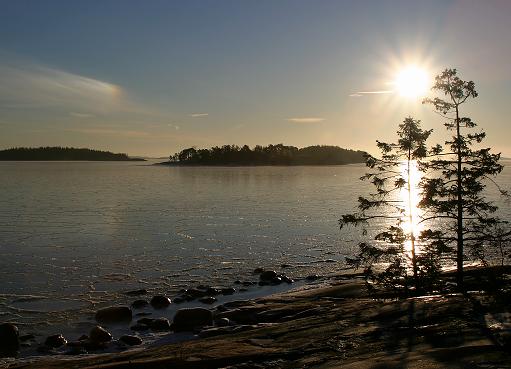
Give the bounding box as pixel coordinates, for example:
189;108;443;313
70;112;95;118
349;90;394;97
0;60;121;111
287;117;325;123
65;127;150;138
189;113;208;118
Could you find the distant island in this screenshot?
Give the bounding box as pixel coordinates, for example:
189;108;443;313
0;147;145;161
158;144;367;166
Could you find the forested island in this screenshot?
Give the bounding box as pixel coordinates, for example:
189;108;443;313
0;147;145;161
161;144;366;166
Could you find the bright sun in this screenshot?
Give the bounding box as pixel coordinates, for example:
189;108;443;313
394;66;430;98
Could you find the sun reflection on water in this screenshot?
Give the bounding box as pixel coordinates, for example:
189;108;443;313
399;160;423;256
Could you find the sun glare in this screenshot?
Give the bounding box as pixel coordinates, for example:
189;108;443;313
394;66;430;99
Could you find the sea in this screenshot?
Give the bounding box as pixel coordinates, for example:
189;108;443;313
0;160;510;356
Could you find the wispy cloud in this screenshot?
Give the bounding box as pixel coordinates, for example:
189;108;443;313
349;90;394;97
65;127;150;138
189;113;208;118
70;112;95;118
168;123;180;130
0;61;121;112
287;117;325;123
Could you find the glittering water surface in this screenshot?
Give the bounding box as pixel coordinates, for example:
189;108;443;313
0;160;509;344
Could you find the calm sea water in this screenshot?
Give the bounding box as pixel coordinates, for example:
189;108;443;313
0;160;510;346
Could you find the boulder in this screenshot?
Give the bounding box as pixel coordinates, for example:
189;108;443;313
259;270;278;281
119;335;142;346
89;326;112;343
45;334;67;348
172;308;213;332
221;287;236;295
199;296;217;304
131;299;149;309
95;306;132;324
150;317;171;331
0;323;19;357
150;295;171;309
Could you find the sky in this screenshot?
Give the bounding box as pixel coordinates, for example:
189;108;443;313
1;0;511;157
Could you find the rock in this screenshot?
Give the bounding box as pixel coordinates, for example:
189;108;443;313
135;312;152;317
66;346;87;355
45;334;67;348
199;296;217;304
119;335;142;346
234;280;242;285
281;275;294;284
150;295;171;309
215;317;231;327
206;287;222;296
89;326;112;343
150;318;171;331
19;334;35;342
137;317;154;325
124;289;148;296
253;267;264;274
95;306;132;324
221;287;236;295
173;296;185;304
242;281;255;286
172;308;213;332
259;270;278;281
131;299;149;309
198;326;234;338
130;324;150;332
185;288;207;299
0;323;19;357
281;264;292;268
270;276;283;285
306;274;320;281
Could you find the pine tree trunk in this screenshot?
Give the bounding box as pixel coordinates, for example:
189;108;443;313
455;104;464;290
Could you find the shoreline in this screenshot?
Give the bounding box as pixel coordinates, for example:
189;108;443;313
3;266;511;368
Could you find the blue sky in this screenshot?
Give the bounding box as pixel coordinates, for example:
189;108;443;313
1;0;510;156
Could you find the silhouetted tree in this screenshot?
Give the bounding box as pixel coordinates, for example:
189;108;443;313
340;117;434;292
422;68;509;289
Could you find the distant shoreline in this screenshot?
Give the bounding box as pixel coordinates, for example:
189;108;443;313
154;161;363;167
0;147;145;161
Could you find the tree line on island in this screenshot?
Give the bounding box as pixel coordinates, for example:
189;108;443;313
0;147;144;161
167;144;367;166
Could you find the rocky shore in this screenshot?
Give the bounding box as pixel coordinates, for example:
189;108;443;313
2;267;511;368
